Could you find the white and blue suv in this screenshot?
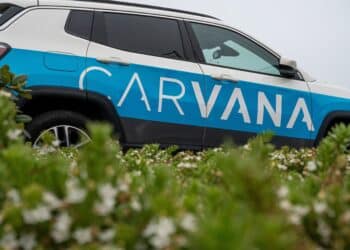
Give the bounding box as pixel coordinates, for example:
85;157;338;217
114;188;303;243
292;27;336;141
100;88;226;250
0;0;348;149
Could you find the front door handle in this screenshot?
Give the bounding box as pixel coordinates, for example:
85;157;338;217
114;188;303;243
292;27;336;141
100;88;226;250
211;74;239;83
96;57;130;66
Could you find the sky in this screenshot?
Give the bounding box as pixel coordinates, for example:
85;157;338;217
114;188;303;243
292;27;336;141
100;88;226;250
115;0;349;87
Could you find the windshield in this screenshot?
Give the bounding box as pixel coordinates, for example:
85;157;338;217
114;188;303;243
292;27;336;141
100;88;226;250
0;4;23;26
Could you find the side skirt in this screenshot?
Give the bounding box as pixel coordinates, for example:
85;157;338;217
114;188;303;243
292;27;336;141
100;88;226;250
120;118;314;149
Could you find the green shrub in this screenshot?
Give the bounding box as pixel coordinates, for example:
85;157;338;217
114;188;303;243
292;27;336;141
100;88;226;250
1;65;350;249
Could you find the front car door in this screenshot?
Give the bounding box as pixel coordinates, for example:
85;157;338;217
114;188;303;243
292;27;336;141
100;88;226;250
186;22;314;147
84;11;206;148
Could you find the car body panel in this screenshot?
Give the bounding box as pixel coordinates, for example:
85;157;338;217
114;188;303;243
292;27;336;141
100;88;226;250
4;47;349;142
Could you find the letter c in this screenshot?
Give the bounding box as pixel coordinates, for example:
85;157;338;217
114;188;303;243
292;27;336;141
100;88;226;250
79;66;112;90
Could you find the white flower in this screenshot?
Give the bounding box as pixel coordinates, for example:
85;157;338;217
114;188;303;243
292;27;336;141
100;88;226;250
98;228;116;242
0;233;18;250
130;199;142;212
51;213;72;243
100;245;123;250
0;90;12;98
65;179;87;204
7;189;21;205
293;205;309;216
94;183;118;216
19;233;36;250
118;182;129;193
94;199;116;216
180;214;197;232
213;148;222;152
317;220;331;243
43;192;62;209
286;205;309;225
279;200;292;211
132;171;142;177
314;202;328;214
288;213;302;225
23;205;51;224
143;217;176;249
177;162;196;169
277;186;289;199
7;129;22;140
150;236;171;250
306;161;317;172
52;139;61;147
73;228;93;244
37;146;56;155
277;164;288;171
98;183;118;201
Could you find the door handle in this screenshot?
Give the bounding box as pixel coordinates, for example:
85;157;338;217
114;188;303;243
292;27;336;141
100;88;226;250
211;74;239;83
96;57;130;66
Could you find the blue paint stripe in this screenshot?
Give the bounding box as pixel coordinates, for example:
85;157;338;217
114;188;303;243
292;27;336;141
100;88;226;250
2;48;350;141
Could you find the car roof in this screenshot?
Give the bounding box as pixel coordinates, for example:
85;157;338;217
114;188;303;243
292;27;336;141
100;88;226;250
1;0;280;58
12;0;222;24
0;0;38;8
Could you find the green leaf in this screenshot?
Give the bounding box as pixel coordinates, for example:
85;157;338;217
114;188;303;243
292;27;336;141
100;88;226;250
13;75;27;85
15;114;32;123
1;65;12;83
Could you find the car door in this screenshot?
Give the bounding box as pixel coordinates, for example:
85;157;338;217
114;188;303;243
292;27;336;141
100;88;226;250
84;11;205;148
187;22;313;147
0;8;92;90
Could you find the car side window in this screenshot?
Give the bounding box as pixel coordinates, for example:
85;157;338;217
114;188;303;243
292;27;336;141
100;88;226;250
93;12;185;60
65;10;94;40
190;23;281;76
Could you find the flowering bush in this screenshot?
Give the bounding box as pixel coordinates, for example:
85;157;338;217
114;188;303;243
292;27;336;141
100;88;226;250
1;66;350;249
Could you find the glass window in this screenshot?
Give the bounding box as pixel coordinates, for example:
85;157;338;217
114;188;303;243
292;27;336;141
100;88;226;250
65;10;93;40
191;23;281;76
94;12;185;60
0;4;23;26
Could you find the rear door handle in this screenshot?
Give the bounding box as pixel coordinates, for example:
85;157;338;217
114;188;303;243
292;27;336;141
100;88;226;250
96;57;130;66
211;74;239;83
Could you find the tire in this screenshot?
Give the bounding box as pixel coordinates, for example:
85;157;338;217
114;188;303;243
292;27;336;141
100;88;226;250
26;110;91;148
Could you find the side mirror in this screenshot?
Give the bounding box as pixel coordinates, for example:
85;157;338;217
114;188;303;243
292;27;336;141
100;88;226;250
279;57;298;78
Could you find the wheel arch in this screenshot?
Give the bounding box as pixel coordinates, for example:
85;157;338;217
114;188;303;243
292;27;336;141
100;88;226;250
18;86;126;142
315;111;350;145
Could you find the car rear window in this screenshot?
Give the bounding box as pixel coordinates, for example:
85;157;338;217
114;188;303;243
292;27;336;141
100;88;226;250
65;10;94;40
0;4;23;26
93;12;185;60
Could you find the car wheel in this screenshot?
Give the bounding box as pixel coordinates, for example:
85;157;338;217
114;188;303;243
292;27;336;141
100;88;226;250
26;110;91;148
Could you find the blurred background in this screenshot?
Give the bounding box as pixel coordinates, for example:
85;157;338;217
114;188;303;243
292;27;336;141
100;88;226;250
114;0;349;87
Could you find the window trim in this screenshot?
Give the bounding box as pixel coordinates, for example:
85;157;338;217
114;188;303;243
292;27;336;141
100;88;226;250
91;10;194;63
0;4;24;26
185;21;304;81
178;20;196;62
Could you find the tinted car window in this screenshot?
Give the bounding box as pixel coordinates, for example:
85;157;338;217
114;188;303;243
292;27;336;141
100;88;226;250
0;4;23;26
65;10;93;40
191;23;281;76
93;12;185;60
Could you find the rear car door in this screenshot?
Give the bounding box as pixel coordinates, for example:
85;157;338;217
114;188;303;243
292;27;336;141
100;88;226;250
186;22;313;147
85;11;206;148
0;8;92;90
